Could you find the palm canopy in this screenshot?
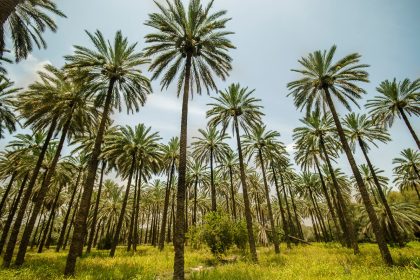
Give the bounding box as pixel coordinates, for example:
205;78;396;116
287;45;369;115
17;64;98;136
161;136;180;171
103;124;162;178
343;113;391;152
1;0;66;61
191;126;230;164
393;148;420;188
0;78;20;138
366;78;420;128
144;0;235;95
207;83;264;134
64;30;152;113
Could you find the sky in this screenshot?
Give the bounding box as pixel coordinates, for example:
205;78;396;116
3;0;420;188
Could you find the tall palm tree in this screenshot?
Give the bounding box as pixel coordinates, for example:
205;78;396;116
366;78;420;149
393;148;420;199
0;0;66;61
343;113;403;247
293;111;354;248
13;65;98;266
192;126;230;211
0;79;19;138
207;83;263;262
63;30;151;276
144;1;234;278
287;45;393;265
243;125;281;253
103;124;161;257
158;137;179;251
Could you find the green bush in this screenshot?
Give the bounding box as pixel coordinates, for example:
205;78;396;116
97;233;113;250
202;212;234;257
187;225;203;250
233;220;248;250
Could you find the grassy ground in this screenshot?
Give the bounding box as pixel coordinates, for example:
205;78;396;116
0;242;419;279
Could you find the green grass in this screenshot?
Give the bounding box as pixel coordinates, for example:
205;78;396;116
0;242;419;279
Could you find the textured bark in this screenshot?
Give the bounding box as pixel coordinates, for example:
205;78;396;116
159;160;175;250
258;149;279;253
64;79;115;275
86;161;106;254
110;154;136;257
2;117;57;268
234;116;258;262
16;111;73;266
173;54;191;280
324;88;393;265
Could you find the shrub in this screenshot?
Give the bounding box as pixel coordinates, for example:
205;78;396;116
202;212;234;257
97;233;113;250
233;220;248;250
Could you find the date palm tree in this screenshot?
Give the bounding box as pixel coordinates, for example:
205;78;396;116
103;124;161;257
0;79;20;138
158;137;179;251
366;78;420;149
0;0;66;61
243;125;281;253
192;126;230;211
343;112;403;247
393;148;420;199
207;83;263;262
63;30;152;276
287;45;393;265
144;1;234;278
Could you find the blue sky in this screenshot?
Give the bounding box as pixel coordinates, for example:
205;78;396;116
3;0;420;187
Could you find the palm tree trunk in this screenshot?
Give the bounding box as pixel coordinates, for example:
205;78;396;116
173;54;192;280
38;183;64;253
0;171;16;218
65;78;116;275
309;190;328;242
288;186;304;240
210;148;216;211
324;87;393;265
313;156;342;242
110;153;136;257
56;169;82;252
0;173;28;254
86;160;106;254
258;149;279;253
16;110;73;266
192;177;198;226
64;190;82;250
272;164;291;248
2;116;57;268
31;204;46;249
234;115;258;262
127;168;138;252
159;160;175;250
279;172;296;238
184;185;189;233
358;139;404;247
229;166;237;220
309;209;320;242
133;166;142;251
398;108;420;149
319;135;356;250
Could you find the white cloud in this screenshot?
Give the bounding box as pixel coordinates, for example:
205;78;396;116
148;93;206;118
8;55;51;88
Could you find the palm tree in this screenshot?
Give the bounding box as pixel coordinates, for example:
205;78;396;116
207;83;263;262
144;1;234;278
287;45;393;265
366;78;420;149
343;113;403;246
393;148;420;199
243;125;281;253
158;137;179;251
13;65;98;266
63;30;151;276
0;0;66;61
192;126;230;211
218;149;239;220
0;79;19;138
103;124;161;257
187;158;209;226
293;111;354;248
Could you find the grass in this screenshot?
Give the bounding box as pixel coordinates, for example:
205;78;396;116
0;242;419;279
